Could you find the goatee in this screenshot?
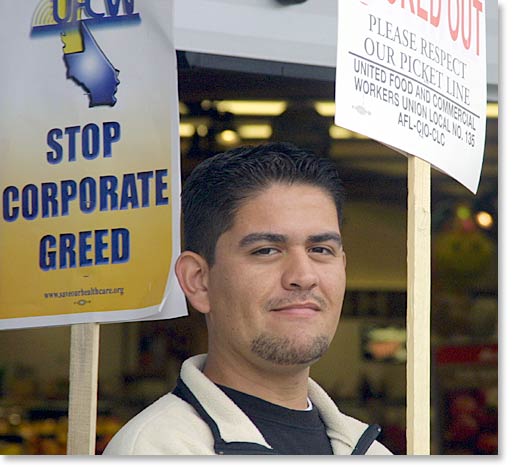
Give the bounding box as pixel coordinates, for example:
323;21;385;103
251;333;330;365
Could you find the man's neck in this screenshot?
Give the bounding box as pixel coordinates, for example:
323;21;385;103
202;351;311;410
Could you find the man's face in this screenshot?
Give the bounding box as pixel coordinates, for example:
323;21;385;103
204;183;346;370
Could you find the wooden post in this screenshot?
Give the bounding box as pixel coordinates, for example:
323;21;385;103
67;323;100;455
406;156;431;455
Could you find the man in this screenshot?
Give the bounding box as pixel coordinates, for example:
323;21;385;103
104;142;392;455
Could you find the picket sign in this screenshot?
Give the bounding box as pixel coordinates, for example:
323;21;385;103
0;0;183;454
334;0;488;454
406;157;432;455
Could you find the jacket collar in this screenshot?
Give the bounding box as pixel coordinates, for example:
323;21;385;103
180;354;357;453
307;378;358;453
180;354;272;447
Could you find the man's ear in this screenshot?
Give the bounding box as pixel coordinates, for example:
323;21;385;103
174;251;211;314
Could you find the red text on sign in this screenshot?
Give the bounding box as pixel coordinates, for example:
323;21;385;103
387;0;483;55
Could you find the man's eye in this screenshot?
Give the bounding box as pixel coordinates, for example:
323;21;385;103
310;246;334;255
252;247;279;256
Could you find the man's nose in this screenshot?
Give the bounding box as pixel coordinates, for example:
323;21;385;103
281;250;319;291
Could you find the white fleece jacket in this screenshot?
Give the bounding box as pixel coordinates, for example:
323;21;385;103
103;354;392;455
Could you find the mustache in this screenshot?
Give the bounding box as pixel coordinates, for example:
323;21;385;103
265;292;327;311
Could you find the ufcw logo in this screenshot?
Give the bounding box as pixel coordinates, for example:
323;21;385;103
31;1;141;108
32;0;140;33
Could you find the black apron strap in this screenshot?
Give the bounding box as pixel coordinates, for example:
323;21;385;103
350;423;382;455
172;378;381;455
172;378;277;455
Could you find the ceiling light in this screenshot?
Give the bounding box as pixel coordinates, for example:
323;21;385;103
179;102;189;115
475;211;494;229
329;125;352;139
201;100;213;111
314;101;336;117
197;124;209;137
238;124;273;139
216;129;240;145
329;125;367;139
486;102;498;119
179;123;195;138
215;100;287;116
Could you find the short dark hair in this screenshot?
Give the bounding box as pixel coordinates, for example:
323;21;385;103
181;142;345;265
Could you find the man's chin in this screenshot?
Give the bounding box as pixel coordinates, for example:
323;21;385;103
250;333;330;366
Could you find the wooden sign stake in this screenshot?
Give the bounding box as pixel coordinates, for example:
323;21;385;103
406;156;431;455
67;322;100;455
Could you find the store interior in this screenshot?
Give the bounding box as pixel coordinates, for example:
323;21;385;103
0;52;498;455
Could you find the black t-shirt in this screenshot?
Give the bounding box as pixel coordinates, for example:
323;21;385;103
217;385;333;455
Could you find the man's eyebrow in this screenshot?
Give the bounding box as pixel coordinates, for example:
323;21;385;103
239;233;288;248
238;232;342;248
307;232;342;246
